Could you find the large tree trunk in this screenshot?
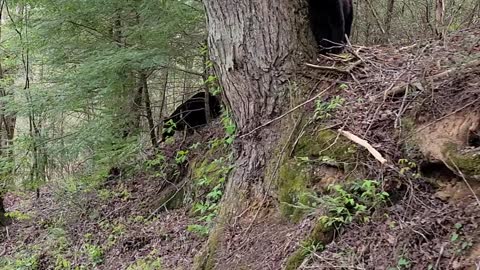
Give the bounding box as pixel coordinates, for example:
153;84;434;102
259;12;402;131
203;0;315;221
197;2;318;268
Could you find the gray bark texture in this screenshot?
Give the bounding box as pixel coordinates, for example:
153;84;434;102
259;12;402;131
203;0;315;214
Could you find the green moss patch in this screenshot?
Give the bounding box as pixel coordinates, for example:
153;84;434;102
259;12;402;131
278;161;314;221
283;219;333;270
294;129;357;164
277;129;358;221
189;147;231;201
444;144;480;178
193;227;221;270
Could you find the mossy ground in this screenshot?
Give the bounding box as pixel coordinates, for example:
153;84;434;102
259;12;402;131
444;144;480;178
294;129;357;163
193;226;222;270
278;161;313;221
283;219;333;270
277;128;357;221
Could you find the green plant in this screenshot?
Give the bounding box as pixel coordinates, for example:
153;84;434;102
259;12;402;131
351;180;389;211
106;223;126;247
221;111;236;145
190;142;201;150
189;180;224;236
319;185;358;227
83;244;104;266
398;159;419;177
54;255;72;270
312;180;388;228
187;224;210;236
132;215;146;223
46;227;69;253
338;83;349;90
175;150;189;164
127;251;162;270
145;153;166;168
204;74;217;86
145;152;170;178
396;256;411;269
164;119;177;135
450;223;473;254
314;96;345;120
301;240;323;255
208;138;224;149
0;251;39;270
98;189;113;201
201;53;222;95
5;210;31;221
188;155;234;236
15;255;39;270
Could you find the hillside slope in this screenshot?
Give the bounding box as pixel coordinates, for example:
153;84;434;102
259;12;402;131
1;26;479;270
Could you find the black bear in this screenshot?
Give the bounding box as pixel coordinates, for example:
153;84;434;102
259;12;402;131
162;92;222;141
308;0;353;54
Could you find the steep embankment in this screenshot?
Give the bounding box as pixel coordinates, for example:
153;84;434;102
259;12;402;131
286;26;480;269
211;26;480;269
1;27;479;270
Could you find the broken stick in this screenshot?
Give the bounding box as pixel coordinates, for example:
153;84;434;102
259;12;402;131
338;129;388;165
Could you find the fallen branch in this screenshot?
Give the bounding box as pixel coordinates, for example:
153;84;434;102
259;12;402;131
305;60;362;74
146;179;187;221
435;243;447;270
338;129;388;165
384;59;480;98
239;84;334;138
384;81;424;98
430;59;480;80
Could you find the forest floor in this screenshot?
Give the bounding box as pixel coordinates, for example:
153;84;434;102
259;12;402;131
1;176;205;269
1;26;480;270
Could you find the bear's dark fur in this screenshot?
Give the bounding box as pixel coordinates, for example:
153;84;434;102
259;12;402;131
162;92;222;140
308;0;353;54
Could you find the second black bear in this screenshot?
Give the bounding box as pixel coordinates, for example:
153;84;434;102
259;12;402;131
308;0;353;53
162;92;222;140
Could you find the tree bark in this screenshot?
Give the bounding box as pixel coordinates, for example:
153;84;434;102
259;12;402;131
132;73;143;131
157;71;168;139
365;0;387;43
112;11;140;138
197;2;318;267
203;0;315;217
435;0;445;38
384;0;395;41
202;40;213;123
0;195;6;226
141;71;158;149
